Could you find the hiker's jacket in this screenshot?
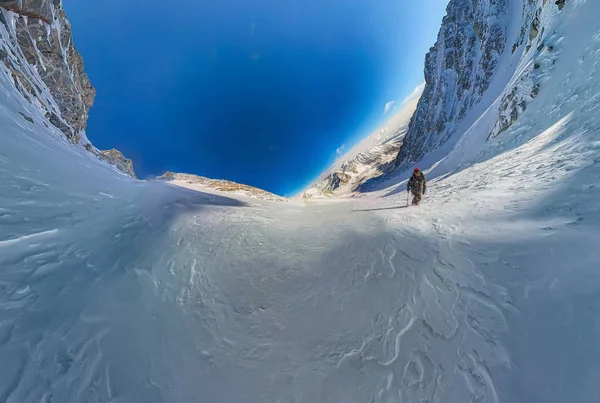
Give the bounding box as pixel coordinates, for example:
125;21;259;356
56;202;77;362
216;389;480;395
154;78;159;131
408;172;426;194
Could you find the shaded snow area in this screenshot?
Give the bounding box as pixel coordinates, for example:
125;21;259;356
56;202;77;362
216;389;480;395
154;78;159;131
2;2;600;403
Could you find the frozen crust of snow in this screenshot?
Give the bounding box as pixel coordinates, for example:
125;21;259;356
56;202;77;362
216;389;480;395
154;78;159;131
1;0;600;402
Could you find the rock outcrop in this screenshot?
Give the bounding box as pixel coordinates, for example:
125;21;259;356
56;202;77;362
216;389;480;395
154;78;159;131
98;149;138;179
488;0;562;139
0;0;94;141
0;1;54;23
0;0;137;178
394;0;567;169
158;172;287;202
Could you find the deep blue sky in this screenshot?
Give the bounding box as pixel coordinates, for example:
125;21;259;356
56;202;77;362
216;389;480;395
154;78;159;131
64;0;448;196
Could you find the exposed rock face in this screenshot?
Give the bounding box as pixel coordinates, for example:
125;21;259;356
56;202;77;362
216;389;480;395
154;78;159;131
394;0;566;168
489;0;562;139
98;149;138;179
0;0;137;178
158;172;287;202
0;0;95;141
0;1;53;22
394;0;510;168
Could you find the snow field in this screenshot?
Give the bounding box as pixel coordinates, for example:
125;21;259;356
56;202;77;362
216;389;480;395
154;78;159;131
1;0;600;402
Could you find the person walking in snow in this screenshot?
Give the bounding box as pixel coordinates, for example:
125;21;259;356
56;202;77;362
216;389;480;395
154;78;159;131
407;168;427;205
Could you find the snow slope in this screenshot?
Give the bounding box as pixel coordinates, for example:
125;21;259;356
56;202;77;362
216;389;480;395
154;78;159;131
354;0;600;401
394;0;513;169
1;0;600;403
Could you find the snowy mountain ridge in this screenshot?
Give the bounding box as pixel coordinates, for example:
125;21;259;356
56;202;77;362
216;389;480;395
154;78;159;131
158;171;289;202
394;0;511;169
0;0;137;178
302;88;421;198
302;133;403;198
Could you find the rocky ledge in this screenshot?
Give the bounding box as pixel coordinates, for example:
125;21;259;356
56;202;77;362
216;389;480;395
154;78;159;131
97;149;138;179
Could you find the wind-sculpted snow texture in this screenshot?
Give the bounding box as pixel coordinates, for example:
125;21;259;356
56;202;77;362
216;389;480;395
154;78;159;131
0;85;514;401
2;0;600;402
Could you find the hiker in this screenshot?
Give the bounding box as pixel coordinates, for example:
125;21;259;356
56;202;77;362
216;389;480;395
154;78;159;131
407;168;427;205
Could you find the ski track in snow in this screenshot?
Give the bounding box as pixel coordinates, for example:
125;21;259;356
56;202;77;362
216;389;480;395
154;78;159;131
1;0;600;402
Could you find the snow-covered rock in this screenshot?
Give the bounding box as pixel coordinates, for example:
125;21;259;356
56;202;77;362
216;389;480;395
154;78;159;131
158;171;288;202
0;0;136;178
394;0;510;168
487;0;562;139
97;149;138;179
311;0;562;194
393;0;567;171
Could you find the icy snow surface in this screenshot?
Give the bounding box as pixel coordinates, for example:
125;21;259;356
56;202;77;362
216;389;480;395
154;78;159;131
2;1;600;402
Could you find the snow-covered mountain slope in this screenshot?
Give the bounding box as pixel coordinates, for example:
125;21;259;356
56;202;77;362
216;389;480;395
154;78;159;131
394;0;513;169
158;171;288;202
0;0;136;178
358;2;600;399
1;0;600;402
302;89;421;198
393;0;566;171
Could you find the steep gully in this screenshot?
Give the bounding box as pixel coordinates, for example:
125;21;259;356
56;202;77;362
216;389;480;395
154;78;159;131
2;0;600;402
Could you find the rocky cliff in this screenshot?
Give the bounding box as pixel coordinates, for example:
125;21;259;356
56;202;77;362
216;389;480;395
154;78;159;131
395;0;510;168
0;0;136;178
394;0;567;169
